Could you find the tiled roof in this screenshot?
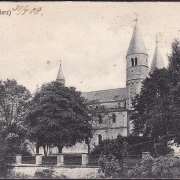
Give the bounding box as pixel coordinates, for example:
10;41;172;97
82;88;126;103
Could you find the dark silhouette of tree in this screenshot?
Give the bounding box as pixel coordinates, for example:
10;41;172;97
25;81;92;155
130;40;180;155
0;79;31;155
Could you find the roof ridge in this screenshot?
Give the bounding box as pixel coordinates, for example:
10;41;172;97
82;87;126;93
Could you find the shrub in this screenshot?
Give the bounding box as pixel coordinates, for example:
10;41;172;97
91;135;129;160
98;154;128;178
128;153;180;178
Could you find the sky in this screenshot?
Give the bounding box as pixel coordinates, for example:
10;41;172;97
0;2;180;94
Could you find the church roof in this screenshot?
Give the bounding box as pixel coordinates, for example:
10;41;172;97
126;22;148;57
149;36;165;74
82;88;126;103
56;63;65;81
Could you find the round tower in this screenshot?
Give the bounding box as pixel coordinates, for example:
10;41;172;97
126;19;149;110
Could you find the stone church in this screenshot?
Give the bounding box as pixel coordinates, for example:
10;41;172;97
34;19;165;154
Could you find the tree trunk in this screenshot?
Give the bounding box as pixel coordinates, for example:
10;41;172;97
36;146;39;154
46;144;49;155
43;146;47;156
85;137;90;154
87;142;90;154
58;146;62;154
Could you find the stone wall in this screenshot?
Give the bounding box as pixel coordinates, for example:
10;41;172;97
7;164;99;179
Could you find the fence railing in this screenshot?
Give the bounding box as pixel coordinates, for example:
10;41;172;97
5;152;151;167
5;153;99;167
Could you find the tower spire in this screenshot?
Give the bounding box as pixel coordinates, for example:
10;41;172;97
134;13;138;25
56;60;65;86
126;15;148;57
149;35;165;74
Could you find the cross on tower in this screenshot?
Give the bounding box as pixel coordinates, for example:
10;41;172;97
156;34;158;44
134;13;138;23
59;59;62;65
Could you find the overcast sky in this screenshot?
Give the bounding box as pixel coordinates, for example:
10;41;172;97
0;2;180;94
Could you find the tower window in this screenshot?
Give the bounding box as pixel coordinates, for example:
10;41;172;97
98;134;103;145
112;113;116;123
135;57;138;66
131;58;134;66
98;114;102;124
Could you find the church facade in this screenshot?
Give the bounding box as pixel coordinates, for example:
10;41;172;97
34;20;165;154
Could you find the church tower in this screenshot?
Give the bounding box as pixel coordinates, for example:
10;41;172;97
149;35;164;74
56;61;65;87
126;18;149;110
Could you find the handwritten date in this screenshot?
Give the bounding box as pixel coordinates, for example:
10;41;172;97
12;5;42;15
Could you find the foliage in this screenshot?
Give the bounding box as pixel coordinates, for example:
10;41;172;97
0;79;32;156
130;41;180;155
128;153;180;178
91;135;129;177
0;79;31;133
91;135;129;159
131;68;171;138
98;154;128;178
0;131;7;178
25;81;92;155
167;40;180;144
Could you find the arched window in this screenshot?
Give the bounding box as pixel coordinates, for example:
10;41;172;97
98;134;103;144
98;114;102;124
131;58;134;66
112;113;116;123
135;57;138;66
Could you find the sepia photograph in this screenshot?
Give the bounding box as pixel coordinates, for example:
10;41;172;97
0;1;180;179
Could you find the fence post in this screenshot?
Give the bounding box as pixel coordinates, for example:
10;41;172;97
142;152;150;159
36;154;42;165
16;154;22;164
57;154;64;166
82;153;89;166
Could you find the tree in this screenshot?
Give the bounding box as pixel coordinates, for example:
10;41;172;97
25;81;92;155
0;79;31;155
130;68;174;155
166;39;180;144
130;39;180;155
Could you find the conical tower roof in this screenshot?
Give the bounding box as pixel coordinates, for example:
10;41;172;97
149;36;164;74
56;61;65;85
126;21;148;57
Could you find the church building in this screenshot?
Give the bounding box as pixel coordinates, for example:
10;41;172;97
55;19;165;153
34;19;165;154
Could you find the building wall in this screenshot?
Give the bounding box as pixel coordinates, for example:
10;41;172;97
61;108;128;154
